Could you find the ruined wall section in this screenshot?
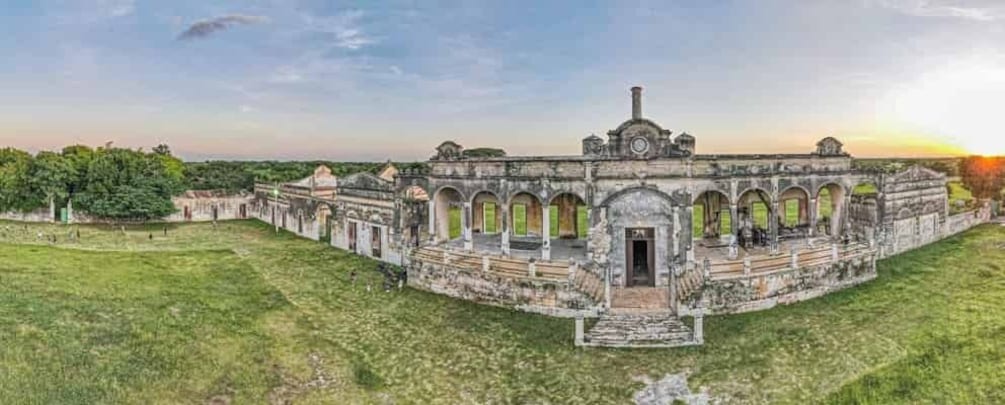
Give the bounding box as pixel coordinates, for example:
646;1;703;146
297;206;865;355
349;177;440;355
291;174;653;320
704;251;878;314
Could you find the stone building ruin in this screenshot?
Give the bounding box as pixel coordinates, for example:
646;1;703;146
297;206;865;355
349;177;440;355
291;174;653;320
250;87;990;348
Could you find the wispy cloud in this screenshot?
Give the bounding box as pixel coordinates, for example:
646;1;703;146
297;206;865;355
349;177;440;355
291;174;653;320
102;0;135;18
302;10;376;50
177;14;269;40
871;0;1001;21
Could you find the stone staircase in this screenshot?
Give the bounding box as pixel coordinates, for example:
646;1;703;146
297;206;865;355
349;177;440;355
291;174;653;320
611;287;668;310
571;268;604;303
581;310;698;348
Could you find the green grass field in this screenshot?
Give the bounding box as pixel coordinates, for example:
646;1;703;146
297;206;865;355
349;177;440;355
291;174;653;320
2;220;1003;403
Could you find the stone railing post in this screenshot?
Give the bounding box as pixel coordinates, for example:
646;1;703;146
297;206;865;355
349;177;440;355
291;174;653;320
604;267;612;309
482;255;490;272
693;308;704;345
568;259;577;283
442;249;450;265
790;248;799;270
831;243;839;262
702;257;711;279
528;259;537;278
743;256;751;276
574;314;585;346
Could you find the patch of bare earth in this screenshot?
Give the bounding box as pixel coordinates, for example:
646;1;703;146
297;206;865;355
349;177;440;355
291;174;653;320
268;352;336;405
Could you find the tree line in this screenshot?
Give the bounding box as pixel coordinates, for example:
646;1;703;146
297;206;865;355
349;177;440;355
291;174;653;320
959;156;1005;200
0;144;430;220
0;145;186;220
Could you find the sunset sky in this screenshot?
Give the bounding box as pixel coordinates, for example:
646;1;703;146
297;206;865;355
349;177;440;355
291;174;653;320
2;0;1005;161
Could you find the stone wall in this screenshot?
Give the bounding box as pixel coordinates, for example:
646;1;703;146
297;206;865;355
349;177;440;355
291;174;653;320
164;193;254;223
703;251;877;314
407;255;599;318
0;209;53;223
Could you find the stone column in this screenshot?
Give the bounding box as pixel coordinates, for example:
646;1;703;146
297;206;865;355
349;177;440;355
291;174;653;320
462;202;473;251
500;204;511;255
49;197;55;223
729;203;738;237
427;199;436;242
808;197;818;237
685;206;695;262
769;198;780;246
541;204;551;261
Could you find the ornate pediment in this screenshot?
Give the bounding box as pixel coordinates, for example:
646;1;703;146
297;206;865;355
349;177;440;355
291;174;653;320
889;165;945;182
815;137;847;156
432;141;464;161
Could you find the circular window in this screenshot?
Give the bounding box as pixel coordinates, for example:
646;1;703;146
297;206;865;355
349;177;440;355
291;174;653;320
630;136;650;154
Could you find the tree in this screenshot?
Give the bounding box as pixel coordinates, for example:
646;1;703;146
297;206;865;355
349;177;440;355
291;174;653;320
959;156;1005;200
0;148;38;212
462;148;506;158
29;151;74;207
75;147;186;220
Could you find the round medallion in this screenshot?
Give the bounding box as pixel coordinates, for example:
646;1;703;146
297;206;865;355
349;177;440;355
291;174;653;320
630;136;650;154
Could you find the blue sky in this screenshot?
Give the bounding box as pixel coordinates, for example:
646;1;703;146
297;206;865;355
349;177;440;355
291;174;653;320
3;0;1005;160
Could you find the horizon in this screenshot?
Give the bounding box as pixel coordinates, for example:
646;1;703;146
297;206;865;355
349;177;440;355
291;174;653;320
4;1;1005;160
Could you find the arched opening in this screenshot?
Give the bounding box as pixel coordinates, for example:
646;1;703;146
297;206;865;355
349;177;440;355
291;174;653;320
507;192;545;254
433;187;464;242
816;183;847;237
547;193;589;261
778;186;811;240
316;205;332;239
548;193;587;239
471;191;502;235
736;188;772;247
692;190;731;240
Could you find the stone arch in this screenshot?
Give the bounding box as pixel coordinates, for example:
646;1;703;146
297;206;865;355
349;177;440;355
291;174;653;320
600;186;687;208
470;190;502;234
692;189;731;239
433;186;465;242
604;187;677;288
508;191;544;237
736;187;773;230
778;185;811;228
816;182;847;237
548;192;588;239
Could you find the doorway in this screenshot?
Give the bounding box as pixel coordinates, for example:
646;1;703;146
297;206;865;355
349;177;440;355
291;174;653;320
371;226;382;258
625;228;655;287
348;222;358;252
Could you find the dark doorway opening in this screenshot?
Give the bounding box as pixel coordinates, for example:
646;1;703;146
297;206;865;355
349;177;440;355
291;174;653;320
625;228;655;287
348;222;357;252
372;226;382;258
239;204;247;219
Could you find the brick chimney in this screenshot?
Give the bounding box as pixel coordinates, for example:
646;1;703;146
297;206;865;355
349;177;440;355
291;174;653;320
631;86;642;119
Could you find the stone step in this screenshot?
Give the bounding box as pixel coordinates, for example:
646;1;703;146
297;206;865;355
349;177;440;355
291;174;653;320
583;311;697;348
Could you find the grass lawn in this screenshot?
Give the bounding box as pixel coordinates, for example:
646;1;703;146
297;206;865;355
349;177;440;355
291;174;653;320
2;220;1004;403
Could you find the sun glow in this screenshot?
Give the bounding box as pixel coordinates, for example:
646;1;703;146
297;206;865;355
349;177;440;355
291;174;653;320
882;59;1005;156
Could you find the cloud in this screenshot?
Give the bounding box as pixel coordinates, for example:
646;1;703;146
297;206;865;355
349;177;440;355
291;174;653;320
177;15;269;40
103;0;134;18
871;0;1000;21
302;10;376;50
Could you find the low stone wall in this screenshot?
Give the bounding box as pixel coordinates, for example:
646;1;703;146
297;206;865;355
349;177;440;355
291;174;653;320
407;253;600;318
703;250;877;314
0;209;52;222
